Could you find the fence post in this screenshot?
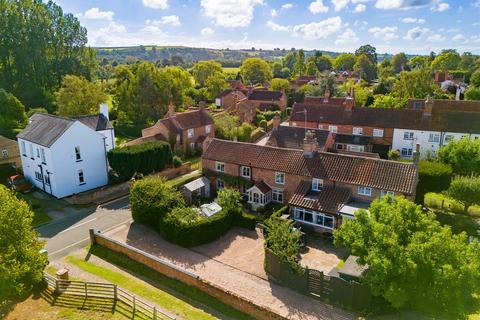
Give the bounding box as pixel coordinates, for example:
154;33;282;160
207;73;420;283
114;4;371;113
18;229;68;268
114;285;117;300
85;282;88;297
153;306;157;320
133;295;136;315
55;279;59;294
89;228;96;244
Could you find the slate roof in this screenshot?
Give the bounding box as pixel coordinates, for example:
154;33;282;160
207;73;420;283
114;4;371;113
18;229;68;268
203;139;418;194
267;126;330;150
74;114;113;131
289;182;351;214
248;90;283;101
17;113;75;147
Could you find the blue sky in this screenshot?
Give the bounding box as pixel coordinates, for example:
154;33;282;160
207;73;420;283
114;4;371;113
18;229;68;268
55;0;480;54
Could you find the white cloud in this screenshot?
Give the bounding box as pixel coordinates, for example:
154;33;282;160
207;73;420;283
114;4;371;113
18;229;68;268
309;0;329;13
474;0;480;8
266;21;290;31
201;0;263;28
452;33;467;41
427;33;446;42
354;4;366;12
335;28;359;44
375;0;433;10
403;26;429;40
201;27;215;36
431;2;450;11
159;15;181;26
142;0;169;9
332;0;349;11
292;16;342;39
281;3;293;10
401;17;426;23
368;26;398;41
270;9;278;16
83;8;114;21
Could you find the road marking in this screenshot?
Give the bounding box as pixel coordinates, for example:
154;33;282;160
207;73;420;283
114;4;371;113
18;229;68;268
58;217;98;234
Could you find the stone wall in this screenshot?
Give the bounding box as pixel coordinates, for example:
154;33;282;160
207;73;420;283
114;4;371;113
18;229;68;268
90;230;285;320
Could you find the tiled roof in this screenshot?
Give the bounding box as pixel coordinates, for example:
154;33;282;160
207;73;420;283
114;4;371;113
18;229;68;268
289;182;351;214
164;109;213;131
249;180;272;194
203;139;418;194
303;97;346;106
17;113;75;147
267;126;330;150
74;114;113;131
408;98;480;112
248;90;283;101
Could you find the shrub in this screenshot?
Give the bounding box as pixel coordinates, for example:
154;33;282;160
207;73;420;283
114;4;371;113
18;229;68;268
173;156;182;168
108;141;173;180
216;189;242;212
388;149;400;161
130;176;185;225
416;161;453;204
233;211;257;230
447;176;480;213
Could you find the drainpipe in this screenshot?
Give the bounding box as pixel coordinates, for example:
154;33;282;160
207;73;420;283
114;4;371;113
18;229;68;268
103;138;109;181
38;164;46;192
46;170;53;195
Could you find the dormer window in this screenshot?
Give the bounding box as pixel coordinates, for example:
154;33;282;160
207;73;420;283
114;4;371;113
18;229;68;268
241;166;251;178
188;128;194;138
312;178;323;191
216;161;225;172
275;172;285;185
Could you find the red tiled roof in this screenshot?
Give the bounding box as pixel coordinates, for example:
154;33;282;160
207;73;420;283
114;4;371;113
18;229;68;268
303;97;346;105
203;139;418;194
250;180;272;194
248;90;284;101
289;182;351;214
169;109;213;130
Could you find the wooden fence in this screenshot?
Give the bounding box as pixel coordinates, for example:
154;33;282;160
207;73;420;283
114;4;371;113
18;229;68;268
44;272;175;320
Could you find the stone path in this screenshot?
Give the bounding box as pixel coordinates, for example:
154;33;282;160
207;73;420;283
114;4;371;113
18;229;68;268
106;222;355;320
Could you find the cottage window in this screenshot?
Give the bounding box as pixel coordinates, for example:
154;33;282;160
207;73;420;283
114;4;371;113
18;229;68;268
216;179;224;189
78;169;85;185
35;171;43;181
401;148;413;157
188;128;194;138
44;174;51;186
373;129;384;137
41;148;46;163
75;146;82;161
205;125;211;134
36;148;40;158
358;186;372;196
29;144;34;158
1;148;8;158
189;142;195;150
293;207;335;230
352;127;363;135
346;145;364;152
428;133;440;142
381;190;395;197
275;172;285;185
21;141;26;156
312;178;323;191
241;166;251;178
445;135;454;142
272;189;283;203
215;162;225;172
328;125;337;133
403;131;414;140
318;124;323;129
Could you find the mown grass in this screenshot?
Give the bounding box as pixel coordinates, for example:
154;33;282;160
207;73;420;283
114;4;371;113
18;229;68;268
69;245;254;320
166;170;202;189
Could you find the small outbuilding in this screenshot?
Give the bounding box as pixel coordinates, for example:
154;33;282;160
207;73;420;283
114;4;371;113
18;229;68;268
337;255;369;282
182;176;210;203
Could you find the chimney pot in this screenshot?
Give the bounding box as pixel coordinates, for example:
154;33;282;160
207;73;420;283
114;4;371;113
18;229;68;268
272;113;281;130
303;130;317;158
100;103;109;120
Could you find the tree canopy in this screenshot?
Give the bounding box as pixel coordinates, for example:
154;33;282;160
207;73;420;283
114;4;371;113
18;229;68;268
0;186;47;302
334;196;480;315
56;75;107;117
354;54;377;82
192;61;223;87
438;138;480;175
333;53;356;71
0;89;27;131
431;50;461;71
270;78;291;92
447;176;480;213
240;58;272;85
392;68;435;99
0;0;97;111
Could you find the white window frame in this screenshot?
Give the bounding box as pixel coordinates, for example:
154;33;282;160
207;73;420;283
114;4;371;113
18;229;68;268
75;146;82;161
445;135;454;142
29;144;33;158
241;166;251;178
40;148;46;163
358;186;372;196
187;128;194;138
403;131;414;140
352;127;363;135
401;148;413;157
293;207;335;230
275;172;285;185
1;148;8;158
44;174;51;186
189;142;195;150
215;161;225;173
381;190;395;197
205;125;211;134
428;133;440;143
216;179;224;189
373;128;384;137
35;171;43;181
78;169;85;185
21;141;26;156
346;145;364;152
328;125;338;133
272;189;283;203
312;178;323;191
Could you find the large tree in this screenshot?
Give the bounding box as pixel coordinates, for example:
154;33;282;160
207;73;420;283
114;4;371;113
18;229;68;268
240;58;272;85
205;72;228;101
0;186;47;303
0;0;96;111
391;53;409;73
354;54;377;82
447;176;480;213
438;138;480;175
333;53;356;71
392;68;435;99
270;78;291;92
355;44;377;65
334;196;480;314
293;50;306;77
431;50;461;71
192;61;223;87
56;75;107;117
0;89;27;132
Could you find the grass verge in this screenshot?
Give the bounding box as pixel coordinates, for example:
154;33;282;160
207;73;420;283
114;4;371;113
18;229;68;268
69;245;254;320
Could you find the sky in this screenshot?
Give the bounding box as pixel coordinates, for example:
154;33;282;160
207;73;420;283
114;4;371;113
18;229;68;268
55;0;480;54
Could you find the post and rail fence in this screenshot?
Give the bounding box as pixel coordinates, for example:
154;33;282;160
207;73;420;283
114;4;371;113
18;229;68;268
43;272;175;320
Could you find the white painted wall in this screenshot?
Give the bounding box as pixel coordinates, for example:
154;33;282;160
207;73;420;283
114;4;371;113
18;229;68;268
18;138;55;194
97;128;115;151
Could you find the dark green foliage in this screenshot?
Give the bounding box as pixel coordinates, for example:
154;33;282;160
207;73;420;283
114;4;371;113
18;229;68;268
438;138;480;175
0;89;27;131
108;141;173;180
130;176;185;225
172;156;182;168
416;161;453;204
233;212;257;230
447;176;480;213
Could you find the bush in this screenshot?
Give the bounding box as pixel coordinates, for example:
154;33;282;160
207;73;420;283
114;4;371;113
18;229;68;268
233;211;257;230
130;176;185;225
388;149;400;161
173;156;182;168
416;161;453;204
108;141;173;180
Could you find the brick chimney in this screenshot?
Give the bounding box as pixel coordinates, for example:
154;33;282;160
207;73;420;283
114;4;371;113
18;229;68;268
423;97;433;117
99;103;109;120
413;143;420;165
303;130;317;158
199;101;206;110
167;103;176;117
344;96;354;112
323;89;330;103
272;113;281;131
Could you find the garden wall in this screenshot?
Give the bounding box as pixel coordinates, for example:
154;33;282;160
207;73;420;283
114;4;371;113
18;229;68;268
90;229;284;320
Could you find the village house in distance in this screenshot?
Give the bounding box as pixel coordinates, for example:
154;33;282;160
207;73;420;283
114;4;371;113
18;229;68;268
16;106;114;198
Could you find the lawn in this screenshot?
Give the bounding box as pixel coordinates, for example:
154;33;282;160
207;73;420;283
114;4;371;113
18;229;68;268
166;170;202;189
76;245;254;320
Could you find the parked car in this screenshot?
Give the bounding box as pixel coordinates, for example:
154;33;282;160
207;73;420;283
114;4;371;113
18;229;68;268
8;174;34;193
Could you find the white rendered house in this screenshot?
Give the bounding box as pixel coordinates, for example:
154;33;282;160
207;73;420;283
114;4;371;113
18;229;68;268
17;113;110;198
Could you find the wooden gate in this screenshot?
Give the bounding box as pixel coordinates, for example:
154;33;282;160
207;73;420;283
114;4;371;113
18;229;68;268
307;269;323;297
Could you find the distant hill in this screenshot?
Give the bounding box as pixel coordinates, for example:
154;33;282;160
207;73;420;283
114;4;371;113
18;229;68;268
95;45;396;66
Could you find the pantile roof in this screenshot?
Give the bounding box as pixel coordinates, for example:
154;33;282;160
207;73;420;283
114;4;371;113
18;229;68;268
248;90;283;101
289;182;351;214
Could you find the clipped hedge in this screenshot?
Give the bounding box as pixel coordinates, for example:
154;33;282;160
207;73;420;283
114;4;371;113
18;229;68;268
108;141;173;180
233;211;257;230
416;161;453;204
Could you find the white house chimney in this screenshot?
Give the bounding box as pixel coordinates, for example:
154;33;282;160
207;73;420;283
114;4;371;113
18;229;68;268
100;103;109;120
455;86;461;101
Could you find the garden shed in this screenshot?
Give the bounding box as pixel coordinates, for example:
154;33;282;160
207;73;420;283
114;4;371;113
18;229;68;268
182;176;210;203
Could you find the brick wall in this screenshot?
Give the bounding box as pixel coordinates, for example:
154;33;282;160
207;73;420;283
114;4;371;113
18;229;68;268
91;230;284;320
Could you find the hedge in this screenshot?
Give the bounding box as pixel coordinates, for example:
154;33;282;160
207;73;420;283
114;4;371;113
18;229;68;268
233;211;257;230
416;161;453;204
108;141;173;180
